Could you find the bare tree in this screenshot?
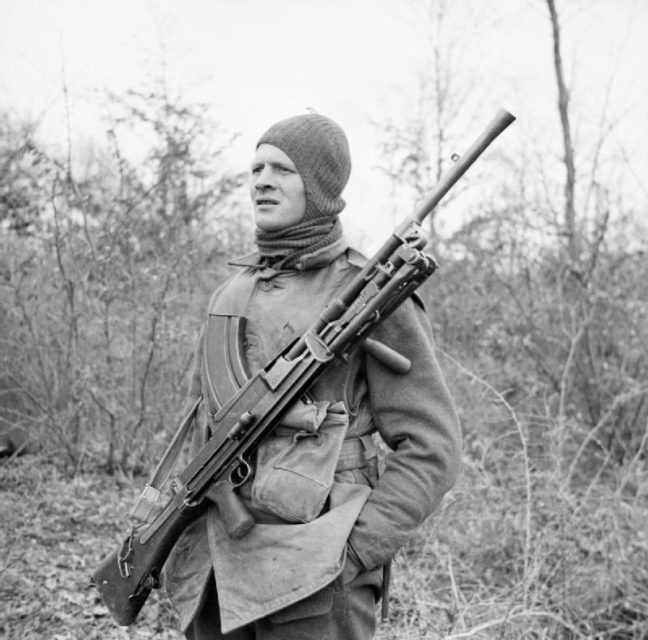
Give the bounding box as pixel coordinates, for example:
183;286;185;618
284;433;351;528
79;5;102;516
372;0;485;247
546;0;579;264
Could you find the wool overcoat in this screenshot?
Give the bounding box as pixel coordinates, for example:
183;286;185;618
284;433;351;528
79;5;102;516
164;239;462;633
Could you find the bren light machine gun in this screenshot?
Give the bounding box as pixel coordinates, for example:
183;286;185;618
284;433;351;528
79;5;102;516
92;109;516;626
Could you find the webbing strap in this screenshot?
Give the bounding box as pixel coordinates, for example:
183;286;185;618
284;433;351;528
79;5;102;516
336;435;378;472
129;396;201;523
259;431;377;472
149;395;202;489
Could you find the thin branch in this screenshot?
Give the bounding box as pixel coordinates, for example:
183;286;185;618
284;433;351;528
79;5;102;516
438;348;533;608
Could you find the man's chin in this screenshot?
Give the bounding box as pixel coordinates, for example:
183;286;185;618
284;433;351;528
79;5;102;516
255;219;284;233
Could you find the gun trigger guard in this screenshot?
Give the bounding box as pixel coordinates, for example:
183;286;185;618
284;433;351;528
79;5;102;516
230;455;252;487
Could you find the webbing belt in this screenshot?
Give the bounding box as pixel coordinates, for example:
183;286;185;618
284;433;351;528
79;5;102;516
270;427;378;472
336;434;378;471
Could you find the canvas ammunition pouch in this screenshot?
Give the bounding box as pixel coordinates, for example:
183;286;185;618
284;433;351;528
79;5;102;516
251;399;348;523
250;402;378;523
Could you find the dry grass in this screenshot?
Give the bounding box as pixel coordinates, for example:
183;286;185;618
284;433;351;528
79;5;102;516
377;460;648;639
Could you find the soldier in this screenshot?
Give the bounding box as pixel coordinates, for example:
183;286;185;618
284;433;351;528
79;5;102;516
163;113;462;640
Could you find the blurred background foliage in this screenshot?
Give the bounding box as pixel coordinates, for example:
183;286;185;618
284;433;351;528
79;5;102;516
1;0;647;637
0;76;251;472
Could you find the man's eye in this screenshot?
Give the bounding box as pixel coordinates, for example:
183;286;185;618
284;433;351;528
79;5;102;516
251;165;262;175
277;166;293;174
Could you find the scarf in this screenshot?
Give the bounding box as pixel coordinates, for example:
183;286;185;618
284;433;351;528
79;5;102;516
255;217;343;270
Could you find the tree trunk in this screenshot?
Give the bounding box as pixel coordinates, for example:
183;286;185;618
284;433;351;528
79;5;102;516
546;0;579;263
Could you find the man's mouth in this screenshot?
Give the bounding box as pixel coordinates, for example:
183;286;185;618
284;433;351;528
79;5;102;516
256;198;279;206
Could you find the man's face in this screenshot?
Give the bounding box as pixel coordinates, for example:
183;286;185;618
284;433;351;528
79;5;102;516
250;144;306;232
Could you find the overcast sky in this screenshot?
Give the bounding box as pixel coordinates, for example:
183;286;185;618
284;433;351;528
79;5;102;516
1;0;646;247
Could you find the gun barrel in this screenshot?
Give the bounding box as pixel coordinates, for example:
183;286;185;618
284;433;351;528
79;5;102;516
286;108;516;358
413;108;516;223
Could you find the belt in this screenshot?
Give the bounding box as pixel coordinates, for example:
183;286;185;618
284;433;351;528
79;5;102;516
336;435;378;472
270;429;378;472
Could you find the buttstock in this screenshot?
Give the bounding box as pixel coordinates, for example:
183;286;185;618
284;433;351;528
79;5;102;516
92;547;150;626
92;501;204;626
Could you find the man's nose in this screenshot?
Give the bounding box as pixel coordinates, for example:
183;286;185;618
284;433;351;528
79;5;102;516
254;166;276;190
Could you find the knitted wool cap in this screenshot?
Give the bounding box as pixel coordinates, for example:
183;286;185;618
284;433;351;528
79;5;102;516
256;114;351;220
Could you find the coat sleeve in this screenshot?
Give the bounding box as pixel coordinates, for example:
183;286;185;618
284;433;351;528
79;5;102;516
347;297;462;570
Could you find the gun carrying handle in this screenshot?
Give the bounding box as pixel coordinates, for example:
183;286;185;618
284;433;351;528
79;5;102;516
205;480;255;539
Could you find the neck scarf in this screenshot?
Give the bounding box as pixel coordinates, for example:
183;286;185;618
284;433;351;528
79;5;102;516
255;217;343;269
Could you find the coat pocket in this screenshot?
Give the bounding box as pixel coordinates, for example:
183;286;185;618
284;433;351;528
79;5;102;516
251;401;349;523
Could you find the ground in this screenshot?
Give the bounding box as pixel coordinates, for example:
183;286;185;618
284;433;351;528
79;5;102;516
5;453;645;639
0;455;405;640
0;456;182;640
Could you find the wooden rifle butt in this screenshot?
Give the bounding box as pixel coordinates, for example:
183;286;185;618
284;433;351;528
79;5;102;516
92;501;204;626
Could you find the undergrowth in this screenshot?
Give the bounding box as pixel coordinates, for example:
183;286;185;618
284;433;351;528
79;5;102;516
2;420;646;640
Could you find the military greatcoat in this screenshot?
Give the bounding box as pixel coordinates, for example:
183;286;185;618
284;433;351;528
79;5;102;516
164;239;462;634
